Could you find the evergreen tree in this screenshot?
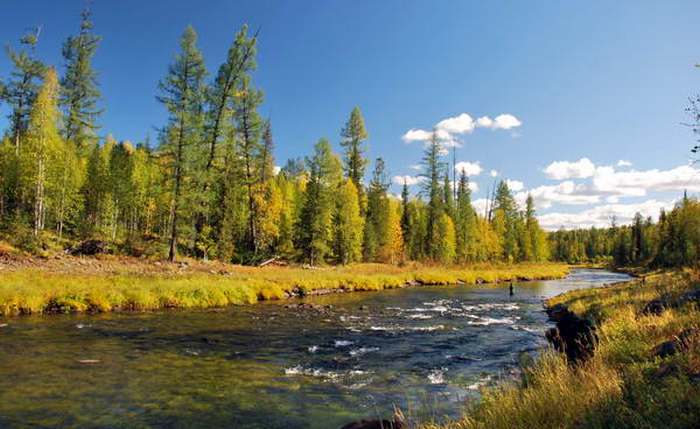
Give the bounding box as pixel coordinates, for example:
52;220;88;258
421;131;445;260
340;106;368;198
296;138;342;264
3;27;46;152
455;170;476;262
61;7;102;148
492;181;520;261
400;180;411;244
234;76;264;255
157;26;208;262
363;158;389;261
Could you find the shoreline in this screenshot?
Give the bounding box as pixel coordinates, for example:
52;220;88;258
0;256;569;317
422;269;700;428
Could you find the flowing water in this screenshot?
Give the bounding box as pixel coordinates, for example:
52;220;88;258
0;269;630;428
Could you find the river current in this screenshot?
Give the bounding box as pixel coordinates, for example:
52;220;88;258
0;269;630;428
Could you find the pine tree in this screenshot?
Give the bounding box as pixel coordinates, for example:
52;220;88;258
234;76;264;255
400;180;410;244
421;131;445;260
3;27;46;153
61;7;102;148
363;158;389;261
296;138;342;264
492;181;520;261
340;106;369;197
157;26;208;262
455;170;476;262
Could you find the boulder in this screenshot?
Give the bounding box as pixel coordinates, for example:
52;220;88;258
68;240;110;256
545;304;598;363
653;328;700;358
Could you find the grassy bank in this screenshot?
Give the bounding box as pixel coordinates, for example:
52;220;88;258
0;258;568;316
424;270;700;429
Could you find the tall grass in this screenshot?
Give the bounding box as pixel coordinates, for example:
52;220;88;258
0;262;568;316
423;270;700;429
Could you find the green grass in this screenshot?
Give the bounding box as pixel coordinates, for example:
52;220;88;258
0;262;569;316
423;270;700;429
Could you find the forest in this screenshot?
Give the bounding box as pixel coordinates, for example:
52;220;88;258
0;11;551;266
0;9;697;270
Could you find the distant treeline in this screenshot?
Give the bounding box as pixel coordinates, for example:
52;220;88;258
0;9;551;265
549;195;700;268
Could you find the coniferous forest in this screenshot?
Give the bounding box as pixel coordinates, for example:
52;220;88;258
0;10;698;271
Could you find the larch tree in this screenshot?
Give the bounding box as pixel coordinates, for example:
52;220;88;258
455;169;476;263
22;68;62;236
234;76;264;255
333;179;364;264
363;158;389;261
340;106;368;206
296;138;342;264
61;7;102;149
421;131;445;260
157;25;208;262
196;25;258;248
3;27;46;153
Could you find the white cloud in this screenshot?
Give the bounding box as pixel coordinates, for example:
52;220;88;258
454;161;482;177
591;164;700;196
469;181;479;193
490;169;499;177
402;128;432;143
505;179;524;192
409;164;422;171
392;175;424;186
472;198;490;217
476;116;493;128
402;112;522;147
436;113;475;135
617;160;632;167
538;199;676;231
490;114;522;130
515;181;600;209
544;158;596;180
273;165;281;175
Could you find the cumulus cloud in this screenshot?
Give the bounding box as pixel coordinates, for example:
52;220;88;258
544;158;596;180
515;181;600;209
454;161;483;177
505;179;524;192
617;160;632;167
538;199;676;231
591;164;700;196
489;114;522;130
436;113;475;135
409;164;422;171
468;181;479;193
402;111;522;146
490;169;499;177
402;128;433;143
392;175;424;186
273;165;281;175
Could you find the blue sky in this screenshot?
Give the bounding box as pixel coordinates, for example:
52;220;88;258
2;1;700;229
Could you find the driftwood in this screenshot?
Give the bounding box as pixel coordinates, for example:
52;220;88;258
258;257;278;267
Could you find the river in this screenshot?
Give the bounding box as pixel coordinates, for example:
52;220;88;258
0;269;630;428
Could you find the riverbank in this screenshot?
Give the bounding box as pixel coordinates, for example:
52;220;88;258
0;255;568;316
422;269;700;429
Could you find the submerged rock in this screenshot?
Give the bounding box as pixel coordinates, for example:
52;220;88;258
545;304;598;363
340;410;405;429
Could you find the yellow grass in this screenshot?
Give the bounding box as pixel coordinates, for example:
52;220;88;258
0;261;569;316
423;270;700;429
